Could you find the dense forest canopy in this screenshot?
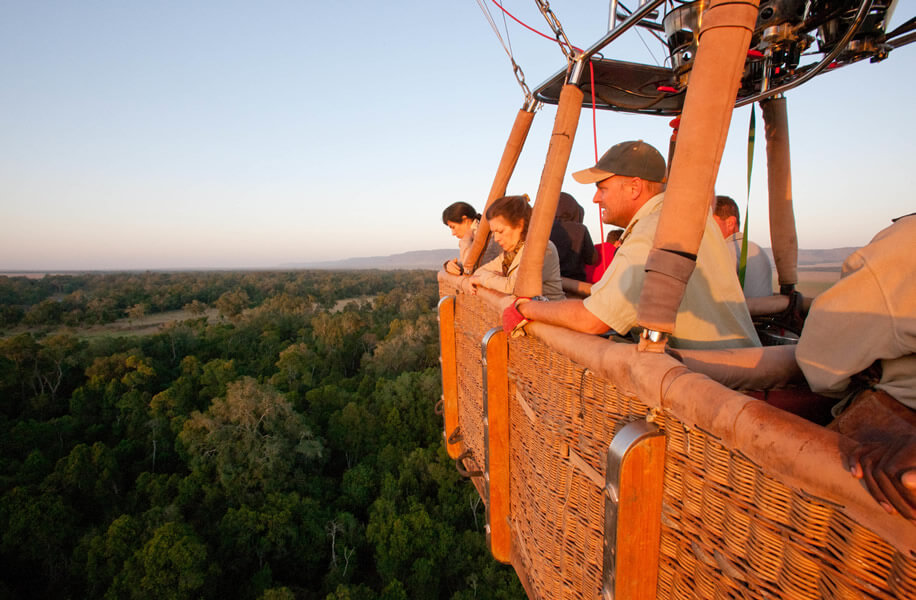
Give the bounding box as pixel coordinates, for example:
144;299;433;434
0;270;523;599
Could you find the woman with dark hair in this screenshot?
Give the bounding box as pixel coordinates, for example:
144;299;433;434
441;201;499;274
468;195;565;301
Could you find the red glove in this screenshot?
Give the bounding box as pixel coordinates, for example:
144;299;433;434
502;297;531;337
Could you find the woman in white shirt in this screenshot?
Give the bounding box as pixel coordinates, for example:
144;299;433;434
441;202;499;274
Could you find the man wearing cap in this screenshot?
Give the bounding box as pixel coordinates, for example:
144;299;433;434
505;140;759;350
713;195;774;298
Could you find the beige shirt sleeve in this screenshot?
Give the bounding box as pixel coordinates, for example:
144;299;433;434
458;231;474;267
475;243;565;300
474;251;514;294
796;218;916;411
796;251;889;397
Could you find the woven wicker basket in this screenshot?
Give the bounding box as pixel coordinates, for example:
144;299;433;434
438;281;916;600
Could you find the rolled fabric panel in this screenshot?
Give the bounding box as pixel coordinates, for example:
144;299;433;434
640;249;697;333
746;293;813;316
696;1;758;37
761;97;799;288
466;107;536;273
645;248;697;283
638;0;760;335
746;294;790;316
673;344;804;390
515;84;584;298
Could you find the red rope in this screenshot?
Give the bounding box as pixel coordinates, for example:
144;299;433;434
589;62;598;162
489;0;581;53
589;61;608;273
489;0;605;274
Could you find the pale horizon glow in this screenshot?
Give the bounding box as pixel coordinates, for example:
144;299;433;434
1;2;913;271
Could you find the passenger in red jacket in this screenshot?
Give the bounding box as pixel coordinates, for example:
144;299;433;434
585;228;623;284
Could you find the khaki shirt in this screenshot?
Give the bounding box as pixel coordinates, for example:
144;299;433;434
584;193;760;349
476;240;566;301
797;215;916;409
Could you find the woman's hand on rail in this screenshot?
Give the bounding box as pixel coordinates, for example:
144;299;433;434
444;259;463;275
467;274;481;295
846;435;916;520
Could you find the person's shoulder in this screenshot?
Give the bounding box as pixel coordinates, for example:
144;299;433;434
479;252;503;273
857;215;916;264
630;199;664;233
644;192;666;210
747;239;769;256
885;213;916;238
618;222;654;255
545;240;563;264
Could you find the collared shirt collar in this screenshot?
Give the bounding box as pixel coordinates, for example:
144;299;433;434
618;193;665;245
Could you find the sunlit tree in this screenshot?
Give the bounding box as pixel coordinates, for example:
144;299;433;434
179;378;323;501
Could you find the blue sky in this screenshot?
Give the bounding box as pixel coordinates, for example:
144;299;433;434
1;1;913;270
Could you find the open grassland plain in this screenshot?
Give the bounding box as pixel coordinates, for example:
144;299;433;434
78;307;222;338
0;308;220;340
794;267;842;298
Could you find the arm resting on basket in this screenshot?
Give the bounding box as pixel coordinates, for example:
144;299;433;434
512;296;610;335
847;435;916;520
832;390;916;520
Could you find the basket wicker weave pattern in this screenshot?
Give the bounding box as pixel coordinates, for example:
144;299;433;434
658;418;916;600
453;292;499;494
503;333;916;600
659;415;916;599
435;280;916;599
507;334;650;599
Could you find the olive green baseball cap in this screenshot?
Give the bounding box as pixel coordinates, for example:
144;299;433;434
572;140;667;184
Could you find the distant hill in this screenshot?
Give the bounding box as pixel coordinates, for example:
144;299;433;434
284;246;860;272
763;247;858;270
281;249;457;271
2;246;859;275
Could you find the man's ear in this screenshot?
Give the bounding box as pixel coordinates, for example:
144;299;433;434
726;216;739;236
628;177;643;199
